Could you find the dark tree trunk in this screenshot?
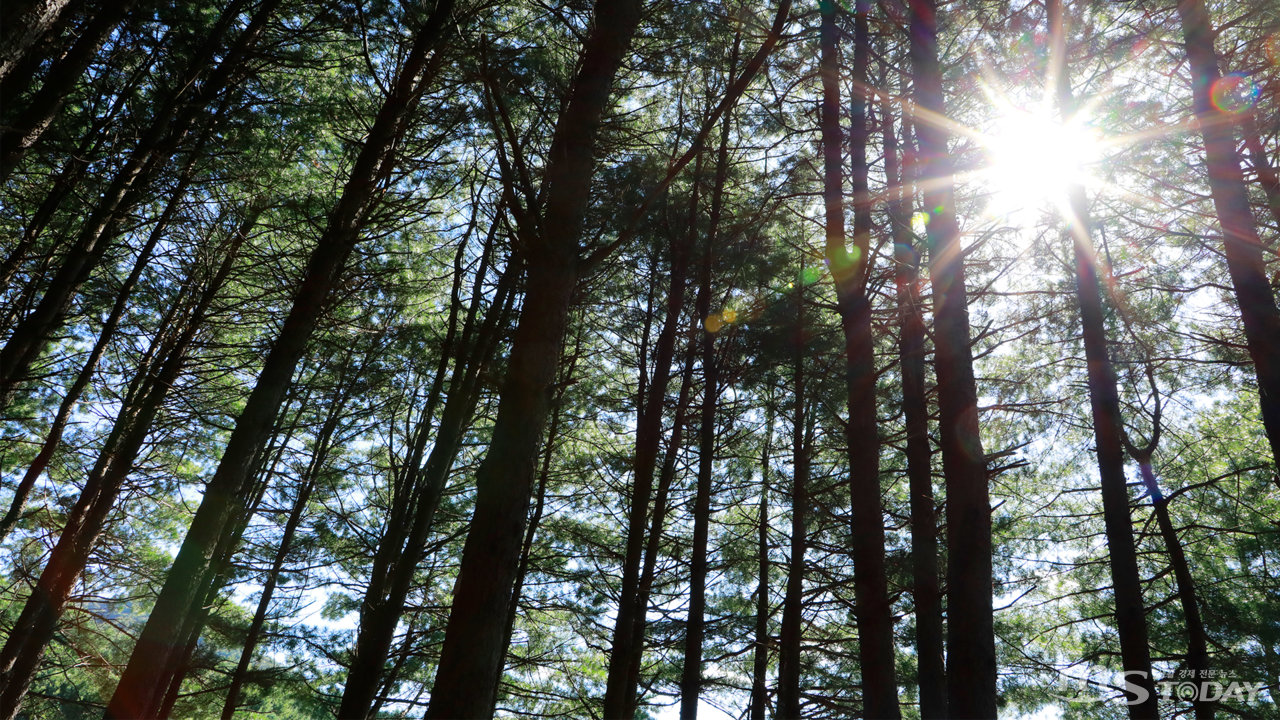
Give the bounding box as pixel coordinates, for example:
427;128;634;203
159;464;276;720
423;1;643;715
491;347;575;714
0;0;137;181
602;149;698;720
907;0;996;715
338;236;516;720
104;7;456;716
750;417;772;720
884;87;946;719
1175;0;1280;471
0;0;74;81
1048;2;1159;715
1242;112;1280;232
624;339;699;718
220;400;346;720
777;278;808;720
601;149;701;717
827;3;901;717
679;247;719;720
1133;456;1212;719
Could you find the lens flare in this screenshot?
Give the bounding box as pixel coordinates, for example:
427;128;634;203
722;308;737;324
1210;73;1259;114
705;313;722;333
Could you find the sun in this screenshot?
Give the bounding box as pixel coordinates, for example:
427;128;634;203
979;104;1103;217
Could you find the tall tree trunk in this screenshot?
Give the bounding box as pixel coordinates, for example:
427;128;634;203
0;0;138;181
777;275;808;720
884;85;946;719
220;398;347;720
0;0;75;82
1174;0;1280;470
1135;458;1211;719
750;414;773;720
104;7;456;716
423;1;643;715
337;237;516;720
625;339;699;718
679;247;719;720
1242;112;1280;232
907;0;996;715
602;149;699;720
1048;2;1159;715
827;3;901;716
491;345;576;714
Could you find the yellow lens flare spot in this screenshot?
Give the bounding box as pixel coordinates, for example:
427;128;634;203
705;313;723;333
911;211;930;233
722;308;737;324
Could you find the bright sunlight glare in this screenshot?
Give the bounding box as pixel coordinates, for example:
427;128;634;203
980;104;1103;218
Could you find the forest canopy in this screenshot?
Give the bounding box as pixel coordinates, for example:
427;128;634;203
0;0;1278;719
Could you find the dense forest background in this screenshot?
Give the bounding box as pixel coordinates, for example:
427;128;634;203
0;0;1277;718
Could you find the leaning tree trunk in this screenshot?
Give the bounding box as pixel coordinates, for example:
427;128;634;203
103;6;456;717
423;2;643;716
1175;0;1280;471
1048;2;1159;715
1242;112;1280;231
0;0;74;82
220;392;349;720
827;3;902;716
337;212;516;720
491;343;578;713
907;0;995;715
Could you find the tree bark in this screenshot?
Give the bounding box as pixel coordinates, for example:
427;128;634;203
907;0;996;715
777;273;808;720
750;415;773;720
1049;2;1159;715
1175;0;1280;470
0;0;137;182
0;0;74;83
885;86;946;720
103;6;456;716
679;245;720;720
423;1;642;715
827;3;902;716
